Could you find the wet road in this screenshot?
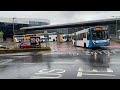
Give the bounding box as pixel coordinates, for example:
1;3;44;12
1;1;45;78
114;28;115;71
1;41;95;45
0;42;120;79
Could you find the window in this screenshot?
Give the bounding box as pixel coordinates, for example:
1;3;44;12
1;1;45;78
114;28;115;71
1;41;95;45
78;34;80;40
73;35;77;40
76;35;78;40
83;33;86;38
65;36;67;39
79;34;83;40
72;35;74;39
92;30;109;40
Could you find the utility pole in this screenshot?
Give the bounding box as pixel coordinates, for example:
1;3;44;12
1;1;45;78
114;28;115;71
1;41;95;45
112;16;120;40
13;18;16;36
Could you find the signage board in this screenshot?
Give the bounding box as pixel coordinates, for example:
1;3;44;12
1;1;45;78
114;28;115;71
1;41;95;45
30;37;41;48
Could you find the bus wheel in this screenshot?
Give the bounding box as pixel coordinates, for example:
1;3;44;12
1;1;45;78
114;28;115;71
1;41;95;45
84;43;86;48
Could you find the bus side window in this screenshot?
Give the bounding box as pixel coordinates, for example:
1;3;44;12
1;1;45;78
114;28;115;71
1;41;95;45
75;35;77;40
77;34;79;40
76;35;78;40
87;32;90;40
83;33;86;38
79;34;83;40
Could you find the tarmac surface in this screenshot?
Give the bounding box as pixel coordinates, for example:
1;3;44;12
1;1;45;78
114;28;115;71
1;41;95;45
0;41;120;79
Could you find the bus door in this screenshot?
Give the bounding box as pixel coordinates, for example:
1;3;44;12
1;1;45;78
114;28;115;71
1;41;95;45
74;32;77;46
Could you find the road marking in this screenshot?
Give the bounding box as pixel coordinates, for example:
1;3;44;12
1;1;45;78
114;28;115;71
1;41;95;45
110;62;120;64
30;74;62;79
98;52;102;54
31;69;65;79
76;53;79;55
78;68;113;72
77;72;115;77
48;69;66;73
77;72;82;77
73;53;76;56
107;68;113;72
78;68;83;72
82;73;115;76
0;59;14;65
14;62;75;65
111;51;117;54
92;69;98;72
38;69;66;73
103;51;108;54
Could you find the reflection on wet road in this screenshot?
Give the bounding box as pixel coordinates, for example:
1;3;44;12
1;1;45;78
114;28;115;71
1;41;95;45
0;42;120;79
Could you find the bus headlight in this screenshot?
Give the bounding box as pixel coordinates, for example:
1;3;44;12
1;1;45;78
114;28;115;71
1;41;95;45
93;41;96;44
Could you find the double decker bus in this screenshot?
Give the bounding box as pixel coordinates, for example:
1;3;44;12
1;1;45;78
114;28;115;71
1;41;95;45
13;35;25;43
24;34;40;42
72;26;110;48
59;34;72;42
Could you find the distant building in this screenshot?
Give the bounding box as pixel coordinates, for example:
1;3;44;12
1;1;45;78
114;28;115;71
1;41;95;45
20;18;120;40
0;17;50;38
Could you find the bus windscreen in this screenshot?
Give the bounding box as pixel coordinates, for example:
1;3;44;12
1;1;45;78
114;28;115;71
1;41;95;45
92;30;109;40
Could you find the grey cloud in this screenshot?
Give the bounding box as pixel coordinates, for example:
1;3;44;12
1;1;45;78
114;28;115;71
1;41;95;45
0;11;120;25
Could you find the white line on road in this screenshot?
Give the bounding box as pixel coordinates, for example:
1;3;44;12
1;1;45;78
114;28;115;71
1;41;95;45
78;68;113;73
78;68;83;72
82;73;115;76
111;51;117;54
77;72;82;77
30;75;62;79
20;62;75;65
110;62;120;64
0;59;14;65
92;69;99;72
38;69;66;73
48;69;66;73
107;68;113;72
49;62;75;64
77;72;115;77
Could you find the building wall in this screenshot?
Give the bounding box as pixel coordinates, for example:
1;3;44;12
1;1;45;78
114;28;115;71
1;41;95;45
24;20;120;40
0;18;50;38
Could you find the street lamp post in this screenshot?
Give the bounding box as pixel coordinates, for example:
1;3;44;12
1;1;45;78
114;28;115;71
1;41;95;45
13;18;16;36
112;16;120;40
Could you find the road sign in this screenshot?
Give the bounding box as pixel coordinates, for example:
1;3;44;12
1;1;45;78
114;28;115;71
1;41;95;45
44;30;48;34
30;37;41;48
44;34;48;37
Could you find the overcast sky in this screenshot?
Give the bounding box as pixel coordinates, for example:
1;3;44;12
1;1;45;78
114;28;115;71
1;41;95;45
0;11;120;25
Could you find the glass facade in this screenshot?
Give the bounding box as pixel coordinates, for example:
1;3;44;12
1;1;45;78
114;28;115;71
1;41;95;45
29;21;49;26
0;21;49;38
0;22;28;38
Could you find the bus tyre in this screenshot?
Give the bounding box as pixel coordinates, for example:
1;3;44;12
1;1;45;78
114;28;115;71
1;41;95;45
84;43;86;48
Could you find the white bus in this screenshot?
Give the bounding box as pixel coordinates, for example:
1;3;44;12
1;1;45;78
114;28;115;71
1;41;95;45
49;34;57;41
72;26;110;48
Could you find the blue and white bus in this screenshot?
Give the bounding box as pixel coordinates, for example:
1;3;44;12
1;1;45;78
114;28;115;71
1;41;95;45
72;26;110;48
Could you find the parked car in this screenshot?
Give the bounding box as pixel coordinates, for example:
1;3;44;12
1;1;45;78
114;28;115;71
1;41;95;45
0;45;7;49
20;43;31;49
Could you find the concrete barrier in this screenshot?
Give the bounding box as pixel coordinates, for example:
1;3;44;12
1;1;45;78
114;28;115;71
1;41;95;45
0;47;51;54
